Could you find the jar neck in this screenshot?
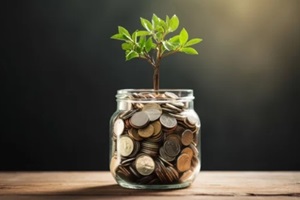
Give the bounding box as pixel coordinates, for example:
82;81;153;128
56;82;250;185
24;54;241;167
116;89;195;110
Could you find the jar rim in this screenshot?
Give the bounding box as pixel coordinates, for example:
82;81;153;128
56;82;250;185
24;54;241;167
116;89;194;102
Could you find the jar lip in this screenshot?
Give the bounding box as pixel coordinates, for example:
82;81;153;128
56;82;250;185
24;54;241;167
116;89;194;102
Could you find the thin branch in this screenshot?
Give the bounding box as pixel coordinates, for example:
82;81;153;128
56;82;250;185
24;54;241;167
161;49;180;58
140;54;156;68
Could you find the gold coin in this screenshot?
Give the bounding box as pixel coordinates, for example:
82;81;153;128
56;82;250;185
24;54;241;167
151;121;162;136
181;129;194;146
181;147;194;158
138;124;154;138
177;153;191;172
119;136;134;157
128;128;143;141
179;170;193;183
135;154;155;176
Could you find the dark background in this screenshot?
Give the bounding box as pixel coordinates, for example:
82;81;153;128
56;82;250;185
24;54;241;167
1;0;299;171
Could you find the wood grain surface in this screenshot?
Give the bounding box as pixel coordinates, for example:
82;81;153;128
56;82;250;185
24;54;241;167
0;171;299;199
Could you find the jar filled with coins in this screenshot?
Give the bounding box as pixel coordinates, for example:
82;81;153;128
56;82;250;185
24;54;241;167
109;89;201;189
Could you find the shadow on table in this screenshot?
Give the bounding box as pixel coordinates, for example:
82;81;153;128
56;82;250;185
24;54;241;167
51;184;185;196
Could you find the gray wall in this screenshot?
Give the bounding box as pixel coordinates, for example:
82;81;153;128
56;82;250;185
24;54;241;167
1;0;299;170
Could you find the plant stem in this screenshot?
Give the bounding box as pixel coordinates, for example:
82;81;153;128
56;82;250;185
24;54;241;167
153;43;163;91
153;66;159;90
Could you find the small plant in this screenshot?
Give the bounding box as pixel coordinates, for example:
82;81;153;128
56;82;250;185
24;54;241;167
111;14;202;90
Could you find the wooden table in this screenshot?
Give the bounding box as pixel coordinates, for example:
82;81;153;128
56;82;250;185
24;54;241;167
0;171;299;199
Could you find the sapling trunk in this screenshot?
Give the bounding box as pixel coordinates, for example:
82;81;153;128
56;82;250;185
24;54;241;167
153;66;160;91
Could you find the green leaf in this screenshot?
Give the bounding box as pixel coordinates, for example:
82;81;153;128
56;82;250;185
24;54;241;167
140;17;153;32
168;35;180;49
121;42;132;50
159;20;167;32
169;35;180;43
185;38;203;47
136;30;150;36
118;26;131;40
180;47;198;55
168;15;179;32
179;28;189;45
138;36;146;48
111;33;127;41
132;31;137;43
145;37;154;52
165;15;170;30
152;14;161;29
162;41;173;51
126;50;139;61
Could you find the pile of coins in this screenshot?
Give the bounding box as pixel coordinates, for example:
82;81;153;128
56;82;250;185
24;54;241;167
110;91;200;184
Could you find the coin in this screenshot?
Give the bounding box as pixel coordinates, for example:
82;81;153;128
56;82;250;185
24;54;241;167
169;101;185;108
164;92;179;99
164;103;183;113
174;125;186;135
181;129;194;146
161;107;178;114
121;157;135;165
130;111;149;128
177;153;191;172
159;147;176;162
116;165;132;180
190;143;199;156
170;113;187;121
163;138;181;157
113;118;125;136
165;134;181;144
110;154;119;177
119;109;138;120
128;165;141;179
151;121;162;136
142;103;162;121
159;155;174;166
129;141;140;157
138;124;154;138
128;128;143;141
168;166;179;181
141;141;159;156
119;136;134;157
181;147;194;158
191;156;200;169
179;170;193;183
135;154;155;176
186;114;199;126
160;113;177;129
155;160;167;183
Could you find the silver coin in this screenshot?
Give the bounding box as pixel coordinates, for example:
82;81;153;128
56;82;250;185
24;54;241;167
130;111;149;128
113;118;125;136
160;113;177;129
164;92;179;99
142;103;162;121
135;154;155;176
163;139;181;157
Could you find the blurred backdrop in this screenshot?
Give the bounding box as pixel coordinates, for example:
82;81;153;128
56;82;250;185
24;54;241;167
1;0;299;170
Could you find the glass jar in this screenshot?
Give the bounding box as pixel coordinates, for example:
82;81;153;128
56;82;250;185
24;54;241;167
109;89;201;189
